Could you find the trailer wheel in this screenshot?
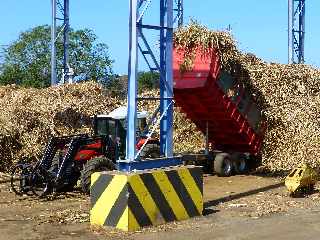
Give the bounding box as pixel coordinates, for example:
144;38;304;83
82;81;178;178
80;157;115;194
140;143;160;159
214;153;233;177
232;153;248;174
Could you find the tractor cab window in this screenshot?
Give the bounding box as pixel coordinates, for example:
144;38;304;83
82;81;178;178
119;119;127;130
118;118;146;133
107;120;116;139
137;118;147;133
95;118;108;136
95;118;116;139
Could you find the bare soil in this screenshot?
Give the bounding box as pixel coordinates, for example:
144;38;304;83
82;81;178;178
1;173;320;240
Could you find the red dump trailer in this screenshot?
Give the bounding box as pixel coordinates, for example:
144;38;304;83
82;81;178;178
173;47;265;176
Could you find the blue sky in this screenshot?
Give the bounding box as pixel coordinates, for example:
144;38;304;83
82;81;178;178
1;0;320;74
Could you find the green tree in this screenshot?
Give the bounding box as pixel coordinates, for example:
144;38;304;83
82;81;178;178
103;71;160;97
0;25;113;88
138;71;160;91
103;74;128;98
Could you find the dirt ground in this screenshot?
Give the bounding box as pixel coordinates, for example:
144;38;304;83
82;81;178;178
1;173;320;240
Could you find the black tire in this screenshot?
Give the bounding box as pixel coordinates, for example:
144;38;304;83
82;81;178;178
30;166;52;197
140;143;160;159
80;157;115;194
232;153;248;174
48;153;79;192
10;164;33;196
214;153;233;177
248;154;262;170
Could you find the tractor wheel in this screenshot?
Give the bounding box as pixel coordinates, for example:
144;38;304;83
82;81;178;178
10;163;33;196
80;157;115;194
140;143;161;159
214;153;233;177
232;153;248;174
30;165;52;197
48;153;60;176
48;153;79;192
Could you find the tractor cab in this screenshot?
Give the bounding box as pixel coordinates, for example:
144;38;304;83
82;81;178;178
93;107;148;159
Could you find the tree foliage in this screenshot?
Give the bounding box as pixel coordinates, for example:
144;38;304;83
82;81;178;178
103;74;128;98
138;71;160;91
0;25;113;88
102;71;159;97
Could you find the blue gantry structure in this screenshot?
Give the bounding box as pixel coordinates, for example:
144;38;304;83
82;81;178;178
121;0;184;171
51;0;72;86
49;0;183;171
288;0;305;64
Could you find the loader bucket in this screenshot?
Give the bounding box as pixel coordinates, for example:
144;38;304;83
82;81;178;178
285;164;318;194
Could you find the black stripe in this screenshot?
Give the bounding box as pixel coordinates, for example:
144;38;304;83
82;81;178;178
188;167;203;195
140;173;177;222
90;174;114;208
128;184;153;227
165;170;200;217
104;183;128;227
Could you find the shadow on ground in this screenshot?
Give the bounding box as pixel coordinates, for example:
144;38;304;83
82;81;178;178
203;182;284;214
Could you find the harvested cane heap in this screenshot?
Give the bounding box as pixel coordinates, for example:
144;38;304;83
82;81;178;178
174;22;320;171
1;22;320;172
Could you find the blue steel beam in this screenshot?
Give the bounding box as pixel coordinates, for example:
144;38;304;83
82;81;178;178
126;0;138;162
160;0;174;157
288;0;305;64
51;0;57;86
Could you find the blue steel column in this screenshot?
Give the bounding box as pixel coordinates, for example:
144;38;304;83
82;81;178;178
63;0;70;83
288;0;293;64
51;0;57;86
160;0;174;157
288;0;305;64
51;0;71;85
298;0;305;63
159;0;165;156
165;0;174;157
177;0;183;27
126;0;138;162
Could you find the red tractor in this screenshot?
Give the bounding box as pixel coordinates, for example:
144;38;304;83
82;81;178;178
11;107;160;197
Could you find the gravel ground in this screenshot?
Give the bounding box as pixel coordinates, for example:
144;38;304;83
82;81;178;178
0;173;320;240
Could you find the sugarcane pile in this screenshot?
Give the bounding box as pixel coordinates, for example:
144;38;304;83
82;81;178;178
0;82;202;172
0;82;122;172
174;21;320;171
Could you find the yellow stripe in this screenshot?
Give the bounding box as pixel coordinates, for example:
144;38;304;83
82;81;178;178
129;175;161;225
128;207;140;231
90;175;127;226
178;168;203;214
152;171;189;220
116;206;129;231
90;172;101;187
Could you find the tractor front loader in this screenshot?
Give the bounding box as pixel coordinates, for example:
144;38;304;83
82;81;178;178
11;107;160;197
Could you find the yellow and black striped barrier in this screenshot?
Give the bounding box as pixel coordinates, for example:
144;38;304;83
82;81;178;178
90;166;203;231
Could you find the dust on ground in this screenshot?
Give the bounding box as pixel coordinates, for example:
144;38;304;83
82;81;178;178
1;173;320;240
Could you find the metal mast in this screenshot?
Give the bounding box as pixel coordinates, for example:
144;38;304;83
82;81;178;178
175;0;184;27
124;0;183;170
51;0;72;86
288;0;305;64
